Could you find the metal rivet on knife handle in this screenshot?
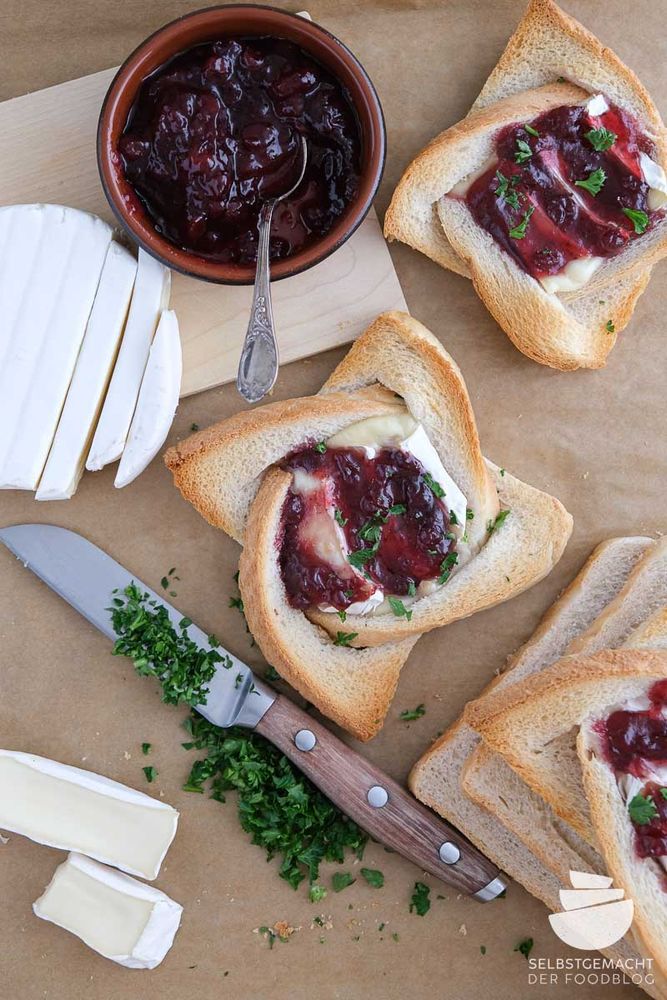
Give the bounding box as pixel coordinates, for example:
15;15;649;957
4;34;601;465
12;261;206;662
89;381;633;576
294;729;317;752
367;785;389;808
438;841;461;865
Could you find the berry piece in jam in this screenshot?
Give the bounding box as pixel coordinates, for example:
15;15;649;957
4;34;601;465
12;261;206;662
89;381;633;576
461;101;656;284
119;37;361;264
278;442;457;612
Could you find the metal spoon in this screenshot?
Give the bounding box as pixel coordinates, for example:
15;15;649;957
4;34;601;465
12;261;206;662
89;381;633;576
236;135;308;404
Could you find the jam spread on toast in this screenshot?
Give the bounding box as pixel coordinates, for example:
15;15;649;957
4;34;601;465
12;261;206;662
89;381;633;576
119;37;361;264
463;101;656;285
597;679;667;861
279;443;458;612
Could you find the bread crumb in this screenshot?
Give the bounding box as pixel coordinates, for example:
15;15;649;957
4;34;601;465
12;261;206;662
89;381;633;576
123;751;131;760
458;924;467;936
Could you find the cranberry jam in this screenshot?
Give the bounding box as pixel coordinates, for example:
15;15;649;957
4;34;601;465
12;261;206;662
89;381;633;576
463;101;655;282
279;443;457;612
119;37;361;264
597;680;667;861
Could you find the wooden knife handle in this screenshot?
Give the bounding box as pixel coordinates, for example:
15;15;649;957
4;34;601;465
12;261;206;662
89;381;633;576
255;694;505;899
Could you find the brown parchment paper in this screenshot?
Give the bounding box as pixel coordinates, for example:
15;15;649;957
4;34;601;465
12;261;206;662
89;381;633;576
1;2;666;998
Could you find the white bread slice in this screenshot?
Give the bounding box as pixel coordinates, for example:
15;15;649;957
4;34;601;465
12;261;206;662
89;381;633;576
463;544;667;899
385;0;666;370
579;704;667;984
409;538;655;981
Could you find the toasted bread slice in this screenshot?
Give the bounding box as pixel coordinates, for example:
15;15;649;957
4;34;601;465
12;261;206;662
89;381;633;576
166;311;571;736
385;0;666;370
167;312;571;646
579;706;667;983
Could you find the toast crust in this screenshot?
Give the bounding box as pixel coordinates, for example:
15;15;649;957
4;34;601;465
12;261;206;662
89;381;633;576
467;648;667;840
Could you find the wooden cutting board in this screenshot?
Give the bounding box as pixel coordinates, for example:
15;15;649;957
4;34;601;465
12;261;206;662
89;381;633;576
0;68;406;397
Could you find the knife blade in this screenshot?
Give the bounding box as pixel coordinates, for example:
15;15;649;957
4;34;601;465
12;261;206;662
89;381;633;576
0;522;506;901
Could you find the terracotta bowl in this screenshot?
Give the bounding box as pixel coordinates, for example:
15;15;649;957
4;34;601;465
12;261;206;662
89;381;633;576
97;4;386;285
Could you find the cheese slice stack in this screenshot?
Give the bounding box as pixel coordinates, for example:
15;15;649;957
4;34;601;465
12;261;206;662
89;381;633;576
0;204;181;499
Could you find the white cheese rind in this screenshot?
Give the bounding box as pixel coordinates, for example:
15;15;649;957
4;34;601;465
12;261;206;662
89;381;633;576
87;249;170;471
639;152;667;210
585;93;609;117
0;205;113;489
115;310;182;488
36;242;138;500
33;853;183;969
539;256;604;294
0;750;178;880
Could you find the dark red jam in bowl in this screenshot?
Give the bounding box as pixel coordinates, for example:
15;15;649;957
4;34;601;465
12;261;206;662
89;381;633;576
119;37;362;264
279;443;457;611
463;101;656;282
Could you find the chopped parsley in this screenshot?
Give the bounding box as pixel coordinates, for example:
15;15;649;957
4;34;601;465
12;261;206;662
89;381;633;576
509;206;534;239
606;320;615;334
494;171;521;211
264;665;281;683
359;518;384;546
361;868;385;888
337;610;347;622
141;742;152;755
142;765;157;783
112;585;368;891
410;881;431;916
407;580;416;597
585;126;617;152
181;712;367;889
314;441;327;453
514;937;534;960
400;704;426;722
333;631;358;647
480;945;487;955
439;551;458;585
229;571;255;646
388;596;413;621
628;793;659;825
466;507;475;520
661;788;667;800
388;503;407;515
423;472;445;499
347;547;376;570
334;508;348;527
309;885;327;903
332;872;356;892
514;139;533;164
523;123;539;137
110;583;230;706
623;207;649;234
190;422;200;432
487;509;511;533
575;167;606;196
160;566;180;595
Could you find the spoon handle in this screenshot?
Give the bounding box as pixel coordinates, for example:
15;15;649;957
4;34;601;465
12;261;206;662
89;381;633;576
237;200;280;404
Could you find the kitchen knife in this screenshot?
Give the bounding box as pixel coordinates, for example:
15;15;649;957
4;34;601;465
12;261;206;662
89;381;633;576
0;523;505;900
